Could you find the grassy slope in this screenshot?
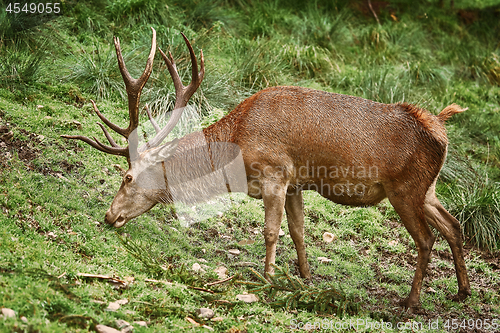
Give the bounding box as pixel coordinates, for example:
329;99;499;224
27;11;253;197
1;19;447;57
1;0;499;332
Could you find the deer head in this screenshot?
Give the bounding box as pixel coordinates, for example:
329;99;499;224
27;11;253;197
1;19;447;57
62;28;204;227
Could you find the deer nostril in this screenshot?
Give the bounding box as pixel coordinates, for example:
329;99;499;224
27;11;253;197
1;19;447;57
104;211;115;225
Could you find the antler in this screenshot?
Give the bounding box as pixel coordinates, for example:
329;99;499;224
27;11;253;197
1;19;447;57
139;33;204;151
62;27;157;162
62;29;205;160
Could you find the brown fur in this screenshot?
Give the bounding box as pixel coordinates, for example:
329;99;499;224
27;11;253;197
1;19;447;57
198;86;471;309
73;41;470;310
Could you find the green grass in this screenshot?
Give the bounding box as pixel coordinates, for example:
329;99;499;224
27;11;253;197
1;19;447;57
1;0;500;331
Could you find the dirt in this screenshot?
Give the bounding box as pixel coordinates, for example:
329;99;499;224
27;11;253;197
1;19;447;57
301;211;500;330
0;123;83;177
363;240;499;332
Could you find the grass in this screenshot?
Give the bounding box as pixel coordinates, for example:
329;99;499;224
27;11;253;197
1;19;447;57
0;0;499;331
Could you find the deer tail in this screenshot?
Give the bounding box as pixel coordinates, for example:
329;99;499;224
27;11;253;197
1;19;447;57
437;104;467;122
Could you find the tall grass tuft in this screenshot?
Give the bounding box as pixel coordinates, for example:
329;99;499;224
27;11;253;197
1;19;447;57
444;179;500;252
65;42;135;100
0;2;59;44
439;156;500;252
0;43;43;86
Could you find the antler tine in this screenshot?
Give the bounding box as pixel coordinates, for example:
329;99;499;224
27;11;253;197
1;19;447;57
93;136;129;156
90;100;123;135
145;104;161;134
142;33;204;151
114;27;157;138
180;32;205;107
61;134;129;157
97;122;119;147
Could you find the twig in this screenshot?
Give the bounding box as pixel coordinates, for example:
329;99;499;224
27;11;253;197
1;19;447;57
189;286;215;294
206;274;237;286
367;0;381;25
145;278;173;286
212;299;232;304
77;273;111;279
76;272;127;286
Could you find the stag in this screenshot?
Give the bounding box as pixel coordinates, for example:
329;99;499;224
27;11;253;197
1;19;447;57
63;28;471;309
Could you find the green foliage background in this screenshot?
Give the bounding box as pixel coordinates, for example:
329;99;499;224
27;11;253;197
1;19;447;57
0;0;499;332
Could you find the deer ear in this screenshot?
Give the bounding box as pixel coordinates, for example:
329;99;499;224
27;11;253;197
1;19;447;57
151;138;180;162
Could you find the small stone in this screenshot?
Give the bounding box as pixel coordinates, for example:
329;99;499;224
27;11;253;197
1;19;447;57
116;321;133;333
72;120;82;130
317;257;333;263
20;316;28;323
1;308;16;318
44;116;52;120
388;240;399;246
106;302;121;312
0;131;13;141
228;249;240;256
236;294;258;303
192;263;206;273
196;308;215;319
198;258;208;263
279;229;285;236
214;266;228;279
115;299;128;305
95;324;121;333
56;173;68;181
133;321;148;327
237;239;255;246
36;105;43;109
211;317;224;322
116;319;130;329
91;299;106;305
322;232;337;243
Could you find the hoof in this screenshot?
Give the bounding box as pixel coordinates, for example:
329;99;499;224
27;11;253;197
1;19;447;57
450;289;471;302
398;297;421;311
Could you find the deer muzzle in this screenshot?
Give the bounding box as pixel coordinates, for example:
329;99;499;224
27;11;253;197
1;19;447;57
105;210;128;228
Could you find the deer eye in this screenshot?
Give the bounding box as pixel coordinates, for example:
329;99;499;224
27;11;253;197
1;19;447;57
124;174;133;183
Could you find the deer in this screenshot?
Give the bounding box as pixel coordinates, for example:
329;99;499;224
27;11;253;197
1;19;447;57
62;28;471;309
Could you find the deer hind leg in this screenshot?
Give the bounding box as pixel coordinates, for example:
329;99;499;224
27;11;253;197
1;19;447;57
285;190;311;279
387;193;436;309
261;180;287;277
424;185;471;301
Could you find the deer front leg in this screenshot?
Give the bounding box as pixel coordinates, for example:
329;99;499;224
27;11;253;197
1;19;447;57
261;180;287;277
